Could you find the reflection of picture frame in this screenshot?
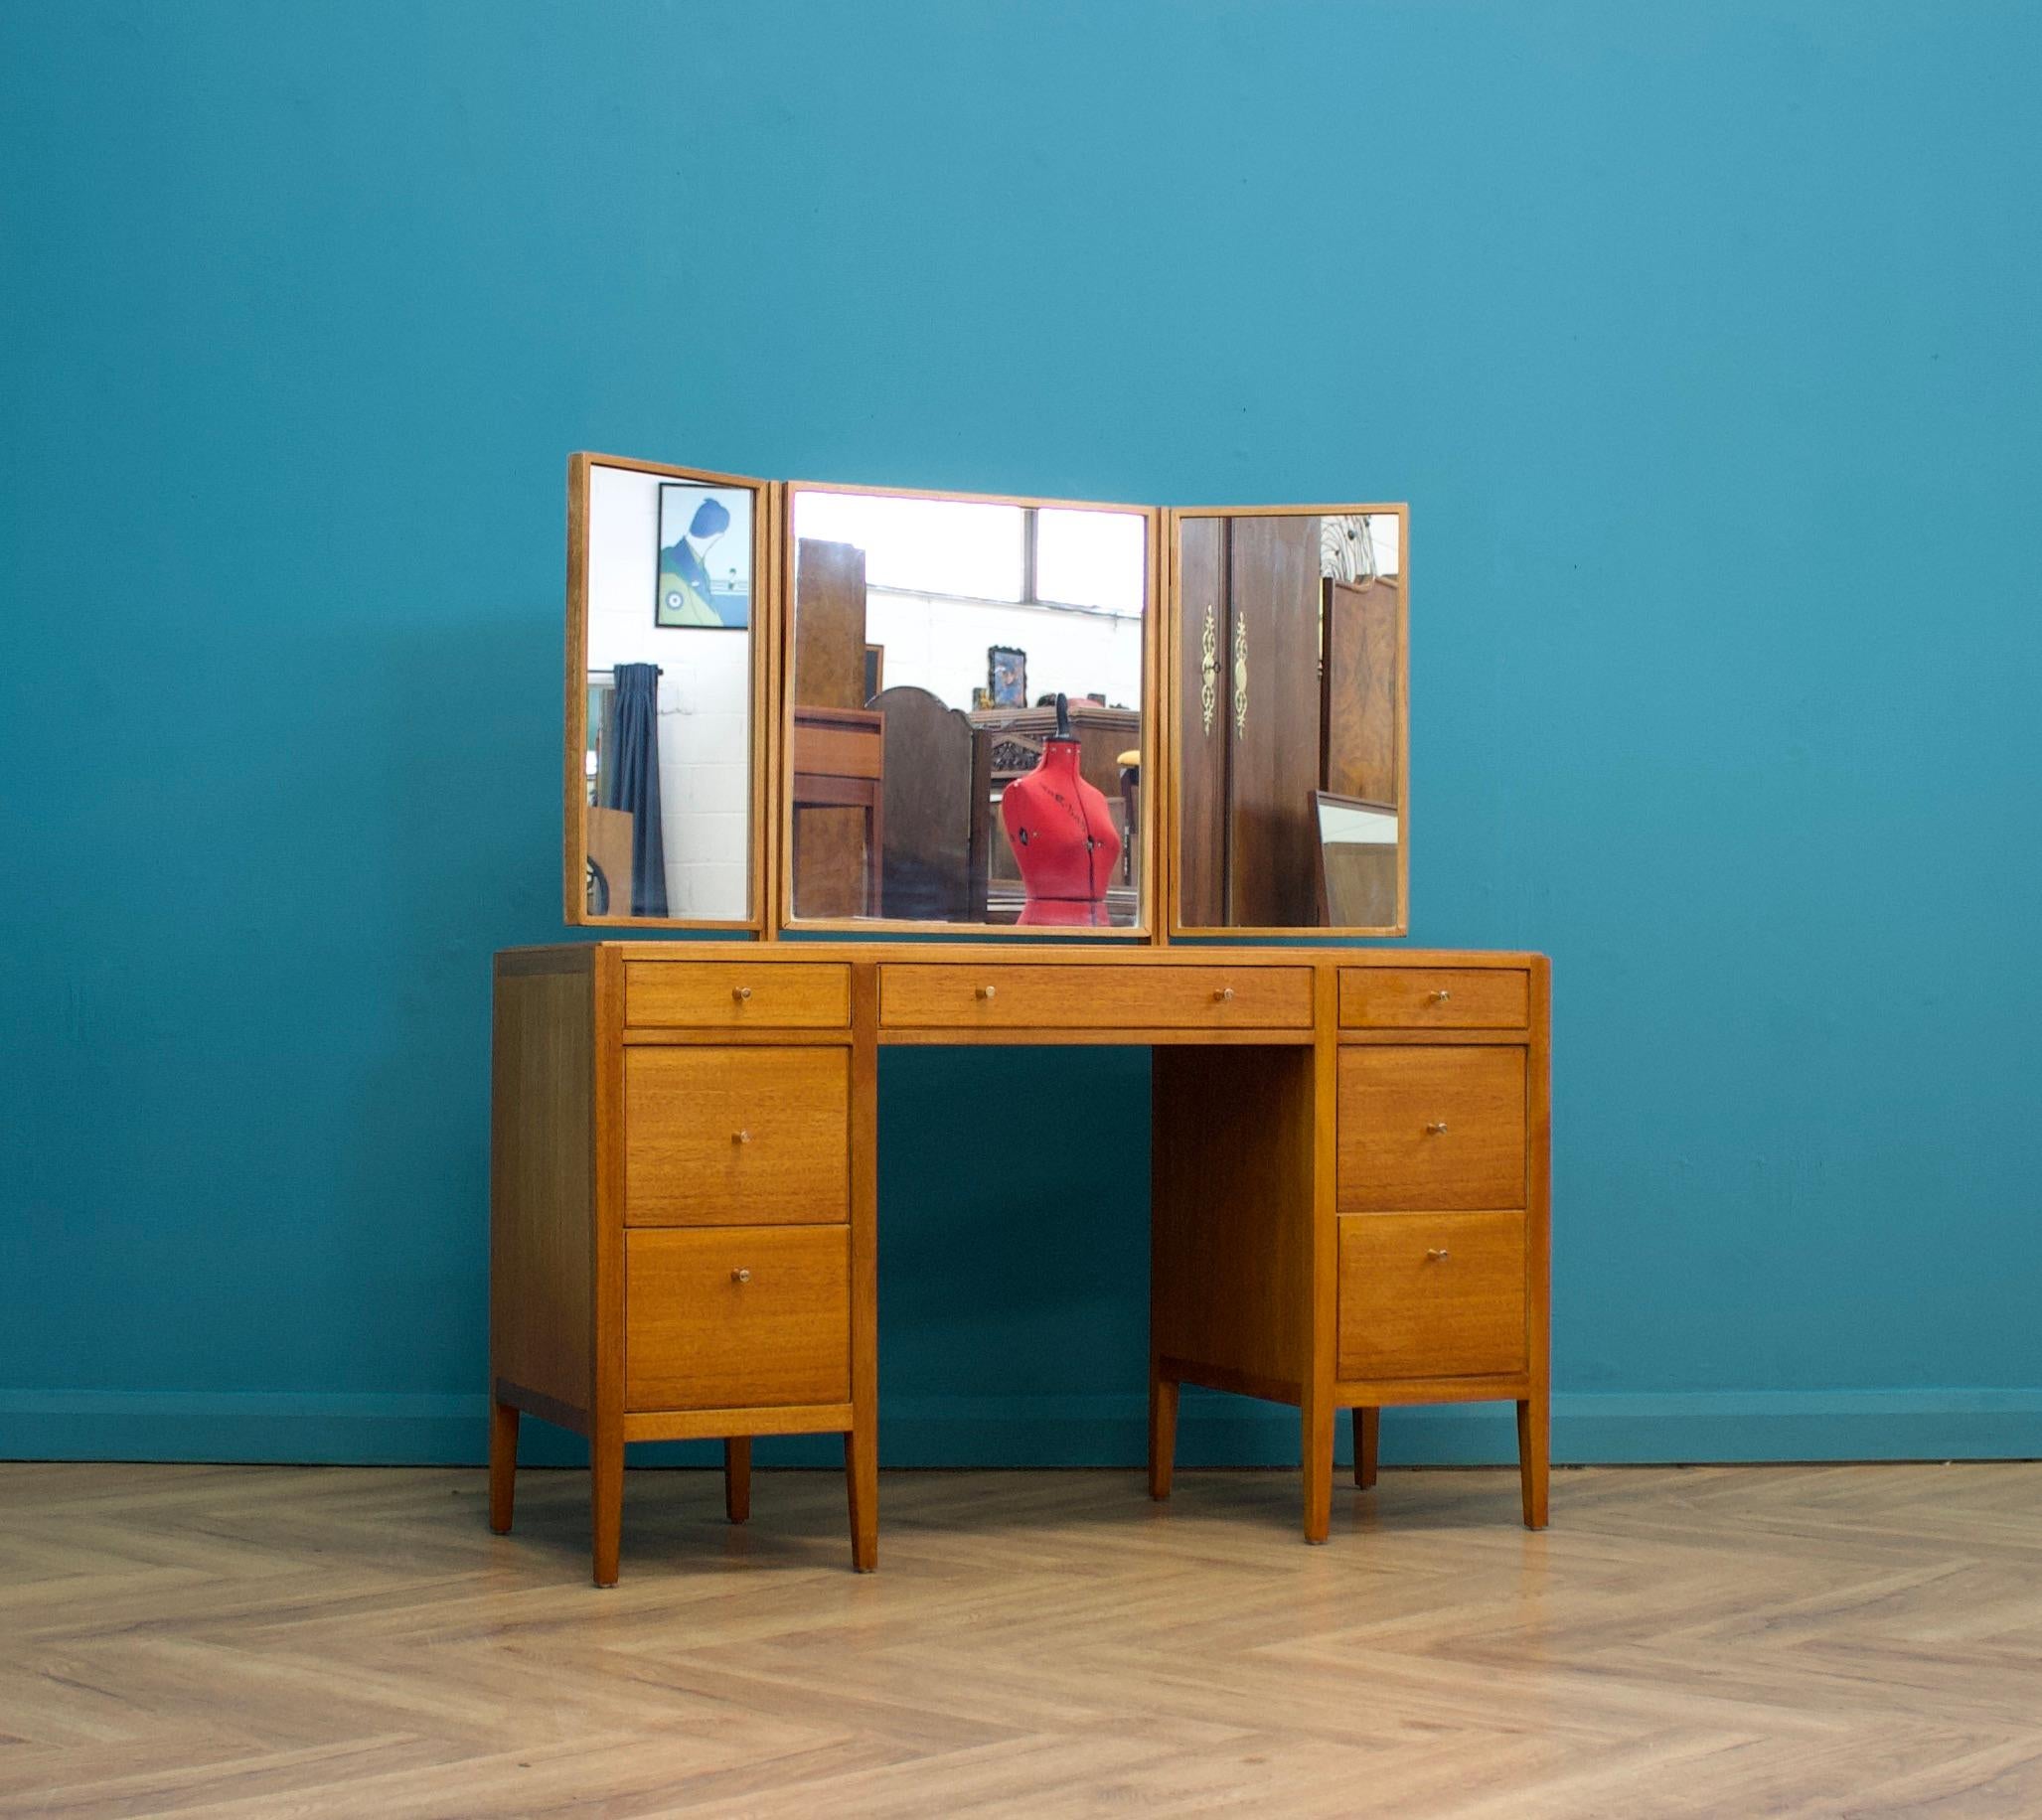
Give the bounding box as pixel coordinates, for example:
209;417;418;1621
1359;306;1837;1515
988;645;1027;707
864;643;884;702
656;483;752;628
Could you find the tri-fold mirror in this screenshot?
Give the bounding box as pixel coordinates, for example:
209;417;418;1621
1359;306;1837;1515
563;455;1405;940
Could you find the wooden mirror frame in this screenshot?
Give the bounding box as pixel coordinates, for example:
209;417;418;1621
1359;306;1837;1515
562;452;778;931
1164;503;1409;941
777;481;1163;940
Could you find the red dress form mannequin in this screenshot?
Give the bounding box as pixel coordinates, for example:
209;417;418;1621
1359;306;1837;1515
1001;696;1123;927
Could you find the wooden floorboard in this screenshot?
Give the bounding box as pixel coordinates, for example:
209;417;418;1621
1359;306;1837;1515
2;1462;2040;1815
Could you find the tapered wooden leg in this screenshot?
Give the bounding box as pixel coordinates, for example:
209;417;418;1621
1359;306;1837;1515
846;1428;877;1572
1517;1397;1549;1531
723;1438;752;1524
591;1426;623;1588
1351;1406;1379;1490
488;1399;519;1533
1302;1393;1335;1544
1148;1368;1179;1500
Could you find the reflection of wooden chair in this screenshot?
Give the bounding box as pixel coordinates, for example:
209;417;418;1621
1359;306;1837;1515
792;705;884;917
584;805;633;917
867;685;990;923
1117;749;1140;888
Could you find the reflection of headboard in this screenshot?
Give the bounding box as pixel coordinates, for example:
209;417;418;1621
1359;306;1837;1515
868;685;991;923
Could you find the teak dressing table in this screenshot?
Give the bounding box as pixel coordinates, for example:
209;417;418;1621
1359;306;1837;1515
491;457;1549;1584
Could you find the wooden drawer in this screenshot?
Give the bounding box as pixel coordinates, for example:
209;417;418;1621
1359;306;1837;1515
880;964;1314;1030
625;1047;848;1225
1339;967;1528;1030
1338;1046;1525;1211
1337;1211;1526;1380
625;962;850;1029
625;1225;851;1410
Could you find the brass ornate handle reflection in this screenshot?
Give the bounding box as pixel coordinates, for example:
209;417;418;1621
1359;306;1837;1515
1427;988;1451;1004
1199;603;1218;736
731;1268;751;1284
1424;1121;1449;1136
1232;614;1248;737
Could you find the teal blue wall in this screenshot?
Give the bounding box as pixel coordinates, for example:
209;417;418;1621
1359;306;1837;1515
5;1;2039;1469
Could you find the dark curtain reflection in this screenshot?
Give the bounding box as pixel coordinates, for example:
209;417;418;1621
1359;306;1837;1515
602;662;668;917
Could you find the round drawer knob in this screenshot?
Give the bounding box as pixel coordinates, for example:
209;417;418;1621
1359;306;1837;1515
1428;988;1451;1004
732;985;753;1003
976;985;997;1000
1213;986;1234;1003
731;1268;751;1284
1424;1120;1449;1136
1425;1248;1451;1263
733;1129;751;1144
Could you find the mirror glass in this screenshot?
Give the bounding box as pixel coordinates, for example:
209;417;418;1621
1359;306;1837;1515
576;459;758;922
787;487;1150;929
1175;507;1405;931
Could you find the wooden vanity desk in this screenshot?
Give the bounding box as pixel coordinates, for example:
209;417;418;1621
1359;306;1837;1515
502;459;1547;1583
490;941;1548;1583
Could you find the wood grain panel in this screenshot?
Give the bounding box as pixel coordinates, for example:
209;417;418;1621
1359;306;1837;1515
624;1047;848;1225
1336;1210;1527;1379
1339;966;1529;1030
625;1225;851;1410
1174;516;1226;928
792;536;869;918
1152;1045;1315;1405
880;963;1313;1030
624;961;850;1029
1321;576;1400;803
1337;1045;1526;1211
489;956;594;1417
1225;513;1322;928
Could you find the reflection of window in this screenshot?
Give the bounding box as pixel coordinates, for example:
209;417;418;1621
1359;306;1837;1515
796;494;1024;600
793;493;1145;615
1033;509;1144;614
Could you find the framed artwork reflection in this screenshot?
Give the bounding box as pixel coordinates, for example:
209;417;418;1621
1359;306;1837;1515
988;645;1027;707
656;483;752;628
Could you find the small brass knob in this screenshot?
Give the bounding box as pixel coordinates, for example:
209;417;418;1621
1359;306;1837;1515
1213;986;1234;1003
1428;988;1451;1004
731;1268;751;1284
1424;1120;1449;1136
976;985;997;1000
733;1129;751;1144
1425;1248;1450;1262
732;985;753;1002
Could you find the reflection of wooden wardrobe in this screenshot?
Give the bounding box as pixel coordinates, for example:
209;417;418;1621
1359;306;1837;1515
792;539;872;918
1177;516;1323;926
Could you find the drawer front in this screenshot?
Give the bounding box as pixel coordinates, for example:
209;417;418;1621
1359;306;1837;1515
625;1225;851;1411
1338;1046;1526;1211
625;962;851;1029
625;1047;848;1225
1339;967;1528;1030
1337;1211;1527;1380
880;964;1314;1030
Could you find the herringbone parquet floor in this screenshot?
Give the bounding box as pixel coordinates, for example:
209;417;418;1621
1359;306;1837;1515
3;1460;2040;1816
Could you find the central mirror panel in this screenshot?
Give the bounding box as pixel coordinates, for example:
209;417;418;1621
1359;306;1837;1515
1173;505;1408;935
784;485;1155;932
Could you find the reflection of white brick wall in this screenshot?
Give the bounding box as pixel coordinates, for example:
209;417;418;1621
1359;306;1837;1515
585;465;750;918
